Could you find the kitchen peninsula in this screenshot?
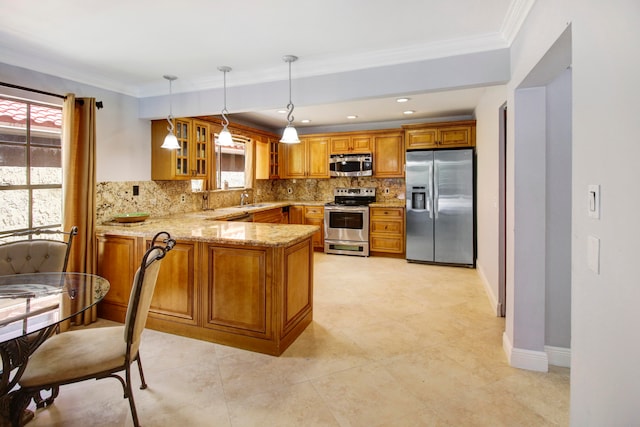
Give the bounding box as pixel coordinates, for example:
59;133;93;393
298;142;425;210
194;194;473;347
96;208;318;356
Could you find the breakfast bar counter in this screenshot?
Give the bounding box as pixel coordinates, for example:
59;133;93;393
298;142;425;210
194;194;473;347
95;215;318;356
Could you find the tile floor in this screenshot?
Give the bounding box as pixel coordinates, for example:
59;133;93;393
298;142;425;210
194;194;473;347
27;253;570;426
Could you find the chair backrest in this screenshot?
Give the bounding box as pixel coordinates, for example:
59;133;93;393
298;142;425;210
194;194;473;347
124;231;175;358
0;226;78;275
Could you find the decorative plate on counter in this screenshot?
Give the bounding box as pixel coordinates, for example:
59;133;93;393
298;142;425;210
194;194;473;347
112;212;149;223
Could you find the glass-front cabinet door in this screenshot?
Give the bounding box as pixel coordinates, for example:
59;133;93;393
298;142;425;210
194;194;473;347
175;119;190;176
151;118;210;181
193;120;208;177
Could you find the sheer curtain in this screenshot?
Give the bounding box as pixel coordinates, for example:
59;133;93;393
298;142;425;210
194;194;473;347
62;94;97;326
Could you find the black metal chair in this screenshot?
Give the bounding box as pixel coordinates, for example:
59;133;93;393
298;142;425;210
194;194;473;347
0;227;78;275
9;231;175;427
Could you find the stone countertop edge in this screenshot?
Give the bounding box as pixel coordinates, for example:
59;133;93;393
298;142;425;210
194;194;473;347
96;200;404;246
96;220;320;248
96;200;320;247
369;200;406;208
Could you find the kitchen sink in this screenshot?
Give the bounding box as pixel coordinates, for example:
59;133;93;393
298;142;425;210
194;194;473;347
233;203;269;208
225;213;254;222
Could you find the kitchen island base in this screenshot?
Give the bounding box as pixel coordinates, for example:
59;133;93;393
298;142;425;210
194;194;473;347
96;229;315;356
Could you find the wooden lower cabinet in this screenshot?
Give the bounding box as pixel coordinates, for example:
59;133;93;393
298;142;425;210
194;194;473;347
304;206;324;251
96;233;313;356
98;235;198;325
203;245;269;337
288;205;303;224
289;206;324;251
145;237;198;325
96;234;140;320
253;207;285;223
369;207;405;257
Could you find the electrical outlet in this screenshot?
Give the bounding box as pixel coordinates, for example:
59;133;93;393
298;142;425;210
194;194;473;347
384;187;390;194
287;187;293;194
180;194;186;203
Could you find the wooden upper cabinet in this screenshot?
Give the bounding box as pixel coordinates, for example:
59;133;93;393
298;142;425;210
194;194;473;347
281;140;306;178
281;137;329;179
256;136;281;180
268;137;280;179
330;135;372;154
307;137;329;178
255;135;269;180
403;120;476;150
151;118;211;180
373;131;404;178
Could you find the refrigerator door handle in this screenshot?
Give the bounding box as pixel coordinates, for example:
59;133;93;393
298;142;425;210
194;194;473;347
433;161;439;219
427;163;434;219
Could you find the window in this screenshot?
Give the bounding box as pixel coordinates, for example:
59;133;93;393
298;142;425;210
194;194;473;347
214;134;250;189
0;96;63;234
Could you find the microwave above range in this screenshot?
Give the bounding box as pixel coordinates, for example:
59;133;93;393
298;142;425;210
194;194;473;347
329;153;373;177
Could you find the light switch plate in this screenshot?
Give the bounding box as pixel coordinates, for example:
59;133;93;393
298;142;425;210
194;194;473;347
588;184;600;219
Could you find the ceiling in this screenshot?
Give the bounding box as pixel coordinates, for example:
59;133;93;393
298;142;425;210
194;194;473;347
0;0;531;130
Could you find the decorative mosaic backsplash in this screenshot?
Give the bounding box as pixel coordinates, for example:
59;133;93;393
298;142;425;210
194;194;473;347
96;178;405;224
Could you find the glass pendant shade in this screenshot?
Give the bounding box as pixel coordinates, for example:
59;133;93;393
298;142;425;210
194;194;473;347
162;130;180;149
280;124;300;144
218;125;234;146
162;75;179;150
217;66;234;147
280;55;300;144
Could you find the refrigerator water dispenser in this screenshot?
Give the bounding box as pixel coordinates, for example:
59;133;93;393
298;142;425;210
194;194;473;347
411;189;426;210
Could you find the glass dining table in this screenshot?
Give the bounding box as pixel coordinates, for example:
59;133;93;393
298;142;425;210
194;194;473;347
0;272;110;424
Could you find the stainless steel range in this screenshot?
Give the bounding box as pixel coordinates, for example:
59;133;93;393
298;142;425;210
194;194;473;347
324;187;376;257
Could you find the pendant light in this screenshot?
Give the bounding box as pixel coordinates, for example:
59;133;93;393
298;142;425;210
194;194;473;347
161;75;180;149
280;55;300;144
217;66;234;147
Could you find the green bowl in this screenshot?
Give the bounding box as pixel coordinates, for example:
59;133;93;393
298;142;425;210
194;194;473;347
113;212;149;223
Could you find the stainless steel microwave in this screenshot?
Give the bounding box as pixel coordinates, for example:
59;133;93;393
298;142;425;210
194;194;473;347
329;153;373;177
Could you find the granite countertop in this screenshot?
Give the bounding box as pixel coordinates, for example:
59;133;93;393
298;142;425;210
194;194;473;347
97;202;319;247
97;199;404;246
369;200;406;208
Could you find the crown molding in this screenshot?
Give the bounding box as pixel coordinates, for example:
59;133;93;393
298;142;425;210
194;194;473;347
500;0;537;45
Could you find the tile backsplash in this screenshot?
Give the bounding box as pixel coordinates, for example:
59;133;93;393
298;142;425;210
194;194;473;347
97;178;405;224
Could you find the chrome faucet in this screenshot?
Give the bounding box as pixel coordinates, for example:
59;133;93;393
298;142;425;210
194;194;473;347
240;191;249;206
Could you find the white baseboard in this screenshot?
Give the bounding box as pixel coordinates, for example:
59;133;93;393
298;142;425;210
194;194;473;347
503;332;549;372
545;345;571;368
476;261;499;315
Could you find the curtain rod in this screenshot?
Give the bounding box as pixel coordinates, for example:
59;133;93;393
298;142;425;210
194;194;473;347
0;81;103;109
0;81;67;99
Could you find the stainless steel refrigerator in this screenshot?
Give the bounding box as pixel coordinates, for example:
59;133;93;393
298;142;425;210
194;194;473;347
405;149;474;266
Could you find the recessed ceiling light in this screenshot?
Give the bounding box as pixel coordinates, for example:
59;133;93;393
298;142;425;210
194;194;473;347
347;115;358;119
396;97;410;103
301;119;311;123
277;109;287;114
403;110;416;115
